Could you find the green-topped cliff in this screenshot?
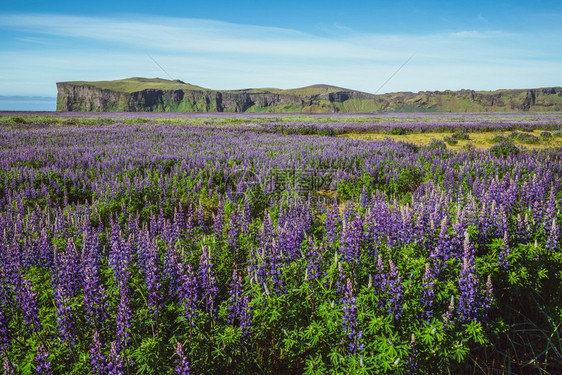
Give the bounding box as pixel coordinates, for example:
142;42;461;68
56;77;562;113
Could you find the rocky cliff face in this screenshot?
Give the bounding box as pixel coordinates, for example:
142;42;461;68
56;79;562;113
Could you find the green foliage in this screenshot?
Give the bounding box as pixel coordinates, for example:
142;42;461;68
490;139;520;157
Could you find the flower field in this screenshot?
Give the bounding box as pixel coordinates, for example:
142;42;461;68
0;113;561;374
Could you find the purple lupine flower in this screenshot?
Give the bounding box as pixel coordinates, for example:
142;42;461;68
334;261;347;302
54;286;77;345
83;262;109;328
435;216;455;262
163;245;181;298
373;255;388;307
3;359;15;375
277;215;306;263
386;259;404;320
83;233;109;328
325;206;341;245
34;344;52;375
15;277;42;332
339;214;363;264
305;239;324;283
406;334;419;374
498;231;510;270
198;246;218;317
213;200;225;238
442;295;455;328
480;275;494;321
90;331;107;374
108;233;133;290
546;219;559;251
116;286;132;350
178;262;198;325
241;198;252;233
420;263;435;321
342;278;364;356
106;341;125;375
457;232;479;322
227;269;243;324
228;209;240;249
239;295;252;343
53;239;82;298
145;239;162;315
0;305;11;353
197;204;207;232
175;342;191;375
267;239;286;294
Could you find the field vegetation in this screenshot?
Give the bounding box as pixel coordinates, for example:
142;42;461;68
0;112;561;374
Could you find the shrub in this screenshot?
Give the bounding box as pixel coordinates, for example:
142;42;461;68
540;131;553;139
509;131;540;144
490;139;520;157
553;130;562;138
452;131;470;140
443;135;458;145
428;138;447;150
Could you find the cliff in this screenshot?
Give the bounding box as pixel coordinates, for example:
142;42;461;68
56;77;562;113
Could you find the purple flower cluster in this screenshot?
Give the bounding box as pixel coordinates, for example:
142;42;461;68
342;278;364;356
34;345;52;375
198;246;218;317
175;342;191;375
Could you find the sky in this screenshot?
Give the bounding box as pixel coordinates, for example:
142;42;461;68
1;0;561;110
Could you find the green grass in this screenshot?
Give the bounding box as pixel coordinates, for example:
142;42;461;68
60;77;208;93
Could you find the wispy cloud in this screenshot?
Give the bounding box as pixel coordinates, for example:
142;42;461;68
0;13;560;96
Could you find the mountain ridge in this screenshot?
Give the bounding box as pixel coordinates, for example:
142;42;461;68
56;77;562;113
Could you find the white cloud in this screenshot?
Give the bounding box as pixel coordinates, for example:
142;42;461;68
0;13;560;97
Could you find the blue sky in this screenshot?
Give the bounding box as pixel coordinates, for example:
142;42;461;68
1;0;561;109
